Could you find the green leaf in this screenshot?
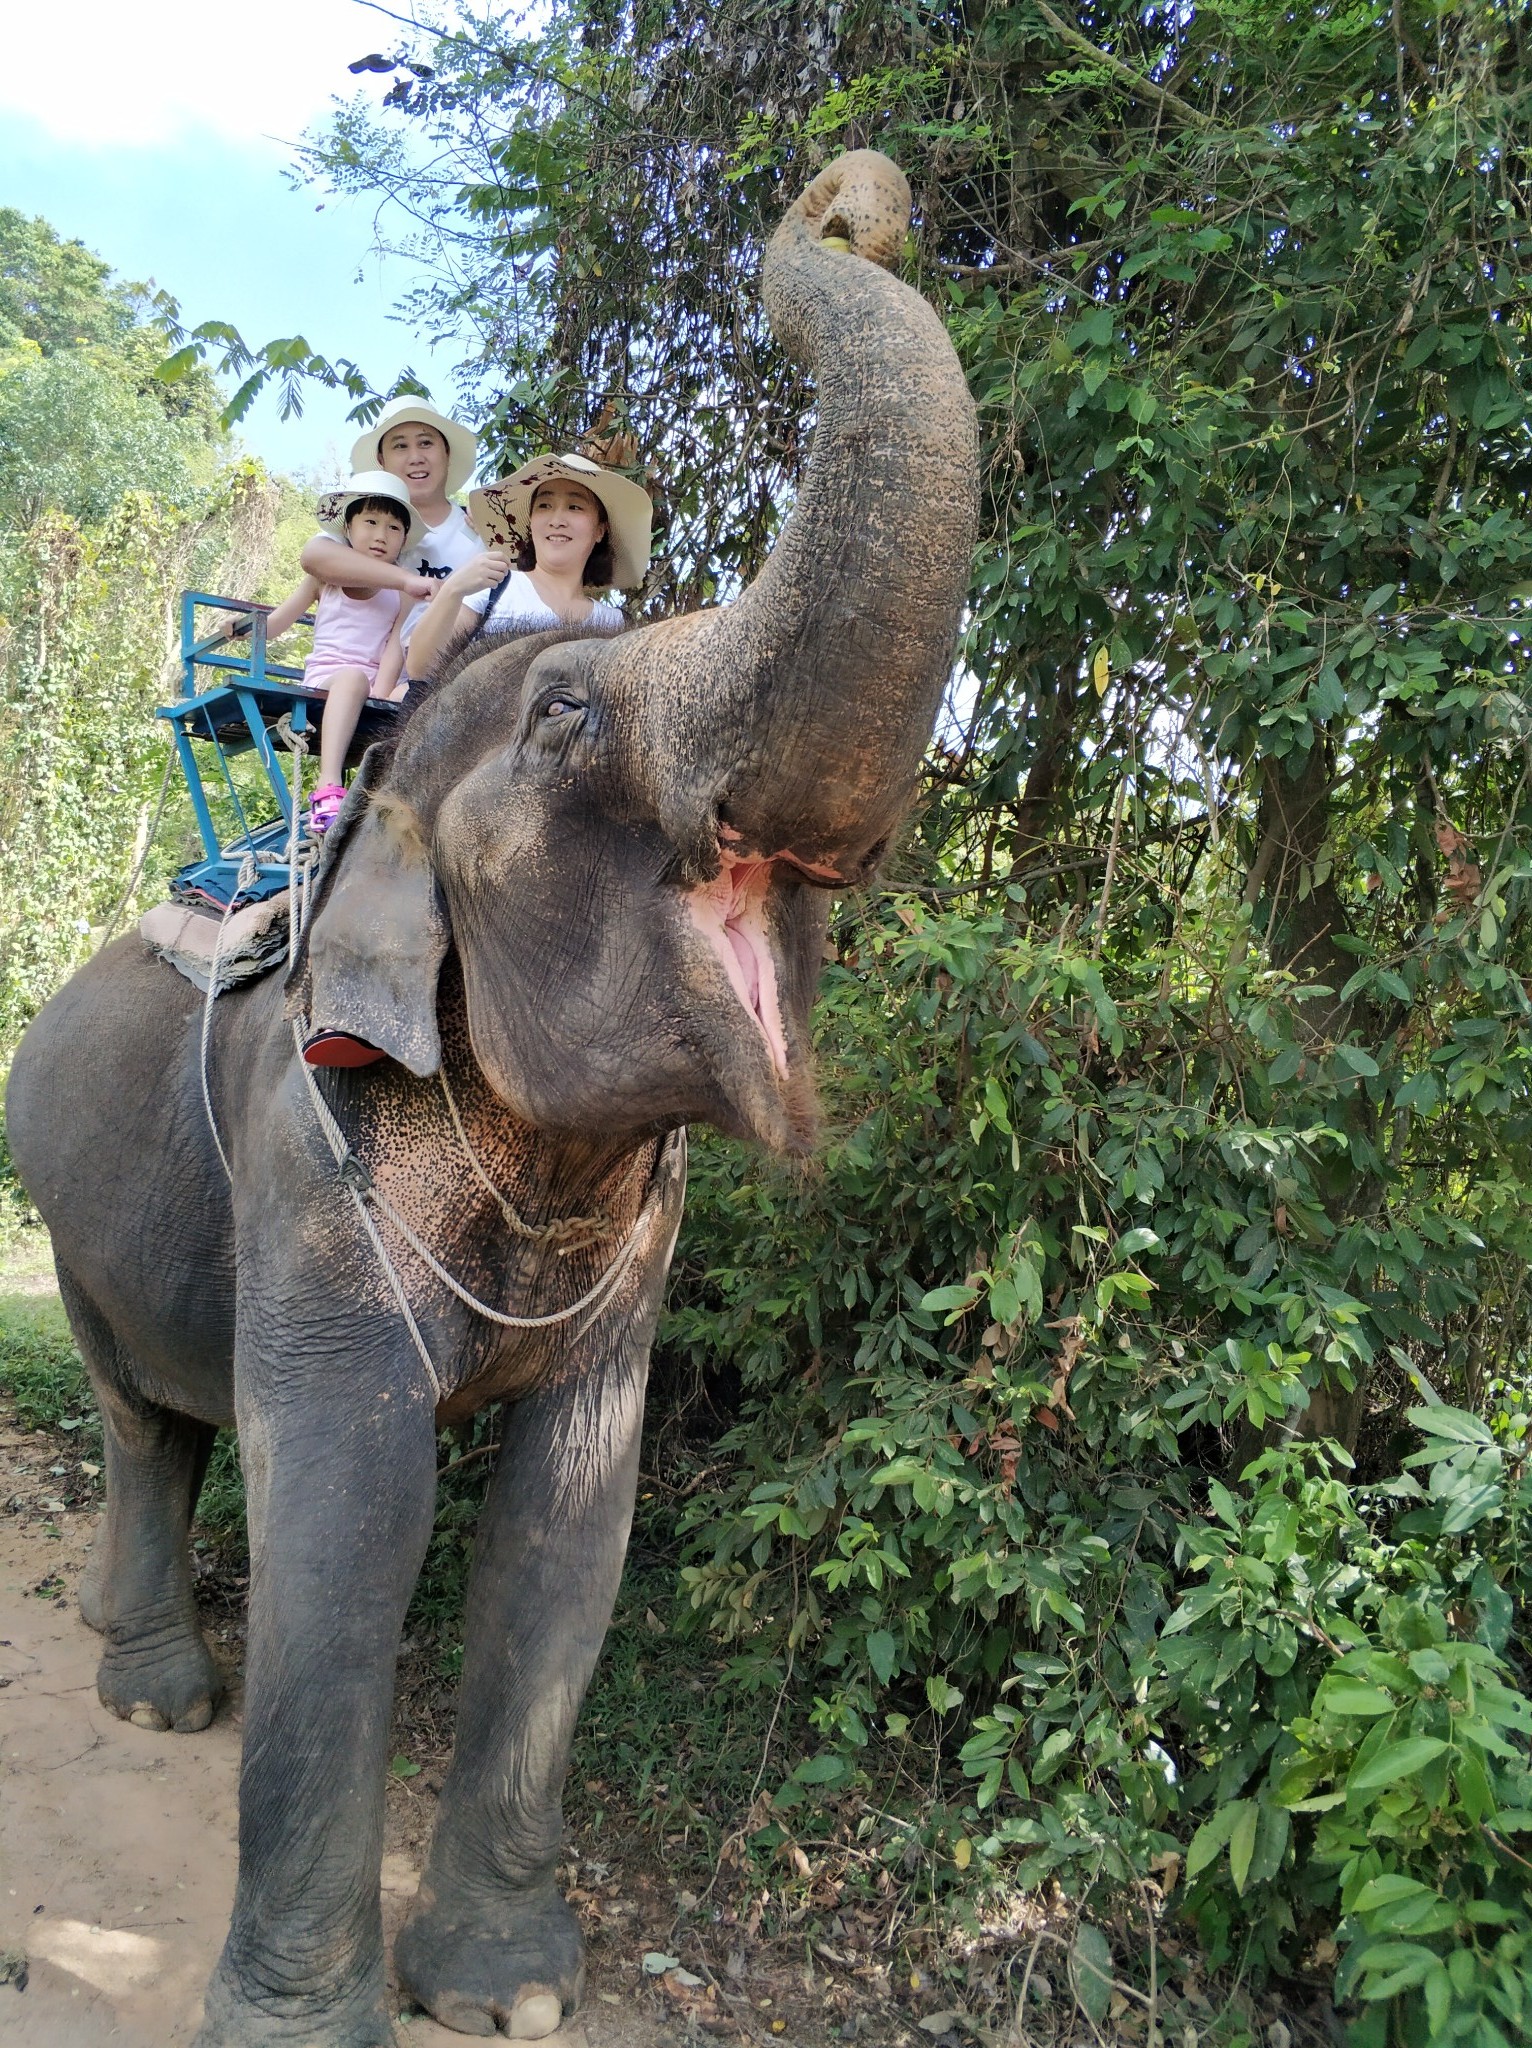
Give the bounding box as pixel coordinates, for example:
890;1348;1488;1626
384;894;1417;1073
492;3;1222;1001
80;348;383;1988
1332;1044;1380;1078
1067;305;1115;351
389;1754;421;1779
1227;1800;1259;1895
1407;1404;1493;1445
926;1676;963;1714
1319;1679;1397;1716
1069;1924;1114;2024
1440;1482;1502;1535
1116;1226;1162;1257
868;1457;931;1488
1346;1736;1448;1795
866;1630;898;1686
154;344;200;384
1186;1803;1239;1876
794;1752;848;1786
1357;1944;1438;1999
1352;1874;1433;1913
1425;1962;1451;2040
919;1284;980;1316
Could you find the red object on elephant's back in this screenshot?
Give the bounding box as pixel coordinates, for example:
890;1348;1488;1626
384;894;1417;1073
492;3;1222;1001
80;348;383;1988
302;1032;387;1068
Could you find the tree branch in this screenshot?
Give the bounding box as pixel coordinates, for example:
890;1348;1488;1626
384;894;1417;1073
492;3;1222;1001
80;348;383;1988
1032;3;1218;131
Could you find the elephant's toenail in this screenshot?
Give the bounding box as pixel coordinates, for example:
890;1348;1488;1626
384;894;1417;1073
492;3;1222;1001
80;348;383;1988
129;1705;168;1731
506;1992;563;2039
173;1699;214;1732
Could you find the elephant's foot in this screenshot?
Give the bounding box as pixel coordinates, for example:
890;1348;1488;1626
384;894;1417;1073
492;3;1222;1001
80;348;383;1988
95;1625;222;1732
193;1960;395;2047
393;1881;582;2040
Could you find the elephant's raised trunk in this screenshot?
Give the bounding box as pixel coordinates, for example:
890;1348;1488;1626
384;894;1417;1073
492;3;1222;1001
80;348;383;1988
601;151;979;883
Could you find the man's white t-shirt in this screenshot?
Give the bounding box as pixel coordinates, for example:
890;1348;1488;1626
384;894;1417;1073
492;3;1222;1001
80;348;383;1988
399;505;479;648
462;569;622;635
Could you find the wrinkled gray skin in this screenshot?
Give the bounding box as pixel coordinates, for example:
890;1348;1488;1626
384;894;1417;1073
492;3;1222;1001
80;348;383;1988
5;152;977;2046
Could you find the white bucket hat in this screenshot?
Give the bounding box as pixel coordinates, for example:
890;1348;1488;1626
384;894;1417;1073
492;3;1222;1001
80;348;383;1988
352;399;479;499
314;470;419;543
468;452;653;589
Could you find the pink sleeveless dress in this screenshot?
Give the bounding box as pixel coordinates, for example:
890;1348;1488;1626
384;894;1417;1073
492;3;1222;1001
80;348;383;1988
303;584;402;689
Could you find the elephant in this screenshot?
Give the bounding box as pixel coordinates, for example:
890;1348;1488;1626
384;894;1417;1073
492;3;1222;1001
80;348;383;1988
4;149;977;2046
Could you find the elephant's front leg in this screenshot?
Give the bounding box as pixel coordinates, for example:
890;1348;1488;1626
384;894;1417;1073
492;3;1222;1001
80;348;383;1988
394;1287;662;2040
195;1335;438;2048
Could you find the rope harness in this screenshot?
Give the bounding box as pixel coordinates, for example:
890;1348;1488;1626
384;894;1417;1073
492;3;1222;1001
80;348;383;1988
198;731;675;1405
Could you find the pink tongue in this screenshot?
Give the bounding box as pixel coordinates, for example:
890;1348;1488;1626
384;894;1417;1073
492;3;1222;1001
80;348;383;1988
726;923;761;1008
685;857;788;1075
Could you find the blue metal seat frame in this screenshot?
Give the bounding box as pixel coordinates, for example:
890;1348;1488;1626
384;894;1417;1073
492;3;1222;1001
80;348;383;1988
159;592;399;907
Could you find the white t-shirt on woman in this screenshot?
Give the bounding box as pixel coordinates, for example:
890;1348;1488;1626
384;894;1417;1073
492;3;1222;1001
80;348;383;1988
462;569;622;635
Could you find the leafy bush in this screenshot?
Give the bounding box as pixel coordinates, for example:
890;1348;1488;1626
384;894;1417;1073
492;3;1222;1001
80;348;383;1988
664;901;1532;2038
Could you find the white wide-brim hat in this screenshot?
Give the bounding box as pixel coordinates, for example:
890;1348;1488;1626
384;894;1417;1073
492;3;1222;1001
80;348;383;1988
352;399;479;500
468;452;653;590
314;470;419;543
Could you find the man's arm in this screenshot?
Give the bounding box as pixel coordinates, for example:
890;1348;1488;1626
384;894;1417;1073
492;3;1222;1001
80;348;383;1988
299;535;436;601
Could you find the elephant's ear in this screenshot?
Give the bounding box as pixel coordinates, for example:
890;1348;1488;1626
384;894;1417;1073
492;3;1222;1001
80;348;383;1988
285;755;449;1077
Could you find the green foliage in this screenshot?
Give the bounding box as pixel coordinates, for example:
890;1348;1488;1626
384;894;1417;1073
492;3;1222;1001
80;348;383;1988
0;466;286;1052
0;208;143;360
0;208;223;432
20;2;1532;2035
0;346;205;530
0;207;294;1067
665;895;1532;2035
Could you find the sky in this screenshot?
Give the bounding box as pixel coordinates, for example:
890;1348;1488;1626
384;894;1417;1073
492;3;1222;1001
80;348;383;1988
0;0;470;481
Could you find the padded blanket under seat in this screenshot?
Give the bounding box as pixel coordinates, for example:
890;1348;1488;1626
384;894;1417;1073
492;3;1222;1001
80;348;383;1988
139;896;291;995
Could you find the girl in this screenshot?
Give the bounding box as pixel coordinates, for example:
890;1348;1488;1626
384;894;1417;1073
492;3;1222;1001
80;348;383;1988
261;472;416;833
399;450;652;684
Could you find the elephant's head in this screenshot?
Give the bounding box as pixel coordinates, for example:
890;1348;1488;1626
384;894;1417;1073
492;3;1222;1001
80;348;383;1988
294;151;978;1153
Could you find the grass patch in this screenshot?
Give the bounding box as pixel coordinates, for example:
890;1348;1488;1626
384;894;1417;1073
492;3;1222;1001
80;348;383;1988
0;1286;95;1440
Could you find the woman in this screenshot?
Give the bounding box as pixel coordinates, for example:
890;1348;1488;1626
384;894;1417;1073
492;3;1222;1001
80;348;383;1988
402;450;652;683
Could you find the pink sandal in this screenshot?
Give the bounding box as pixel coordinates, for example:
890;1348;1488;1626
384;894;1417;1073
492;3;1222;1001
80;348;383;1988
308;782;347;835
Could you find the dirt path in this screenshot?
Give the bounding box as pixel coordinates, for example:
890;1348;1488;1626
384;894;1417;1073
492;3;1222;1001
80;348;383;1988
0;1478;676;2047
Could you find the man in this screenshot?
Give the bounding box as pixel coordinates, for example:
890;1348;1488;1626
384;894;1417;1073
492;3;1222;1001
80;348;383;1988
300;399;480;666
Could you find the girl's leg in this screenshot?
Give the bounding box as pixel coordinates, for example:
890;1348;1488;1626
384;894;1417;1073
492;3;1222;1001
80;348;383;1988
315;667;375;788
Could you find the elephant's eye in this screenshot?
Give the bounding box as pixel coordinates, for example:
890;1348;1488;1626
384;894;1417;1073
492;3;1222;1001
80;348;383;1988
523;676;590;748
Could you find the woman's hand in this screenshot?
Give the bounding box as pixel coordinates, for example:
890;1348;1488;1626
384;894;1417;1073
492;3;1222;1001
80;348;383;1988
441;549;514;599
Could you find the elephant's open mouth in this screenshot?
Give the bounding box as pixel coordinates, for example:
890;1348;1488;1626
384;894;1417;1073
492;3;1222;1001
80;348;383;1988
684;853;789;1076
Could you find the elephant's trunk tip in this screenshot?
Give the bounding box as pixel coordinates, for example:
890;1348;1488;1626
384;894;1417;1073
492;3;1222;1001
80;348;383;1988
778;150;912;271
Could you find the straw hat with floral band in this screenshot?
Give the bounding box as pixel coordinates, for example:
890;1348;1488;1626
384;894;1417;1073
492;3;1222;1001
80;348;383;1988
468;452;653;590
313;470;419;544
351;399;479;500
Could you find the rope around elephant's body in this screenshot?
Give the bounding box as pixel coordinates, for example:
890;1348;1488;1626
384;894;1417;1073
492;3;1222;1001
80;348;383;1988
292;1023;677;1399
436;1062;640;1254
289;1021;446;1403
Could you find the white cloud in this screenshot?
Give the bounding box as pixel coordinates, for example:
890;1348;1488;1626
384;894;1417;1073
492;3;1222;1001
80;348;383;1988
0;0;420;151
